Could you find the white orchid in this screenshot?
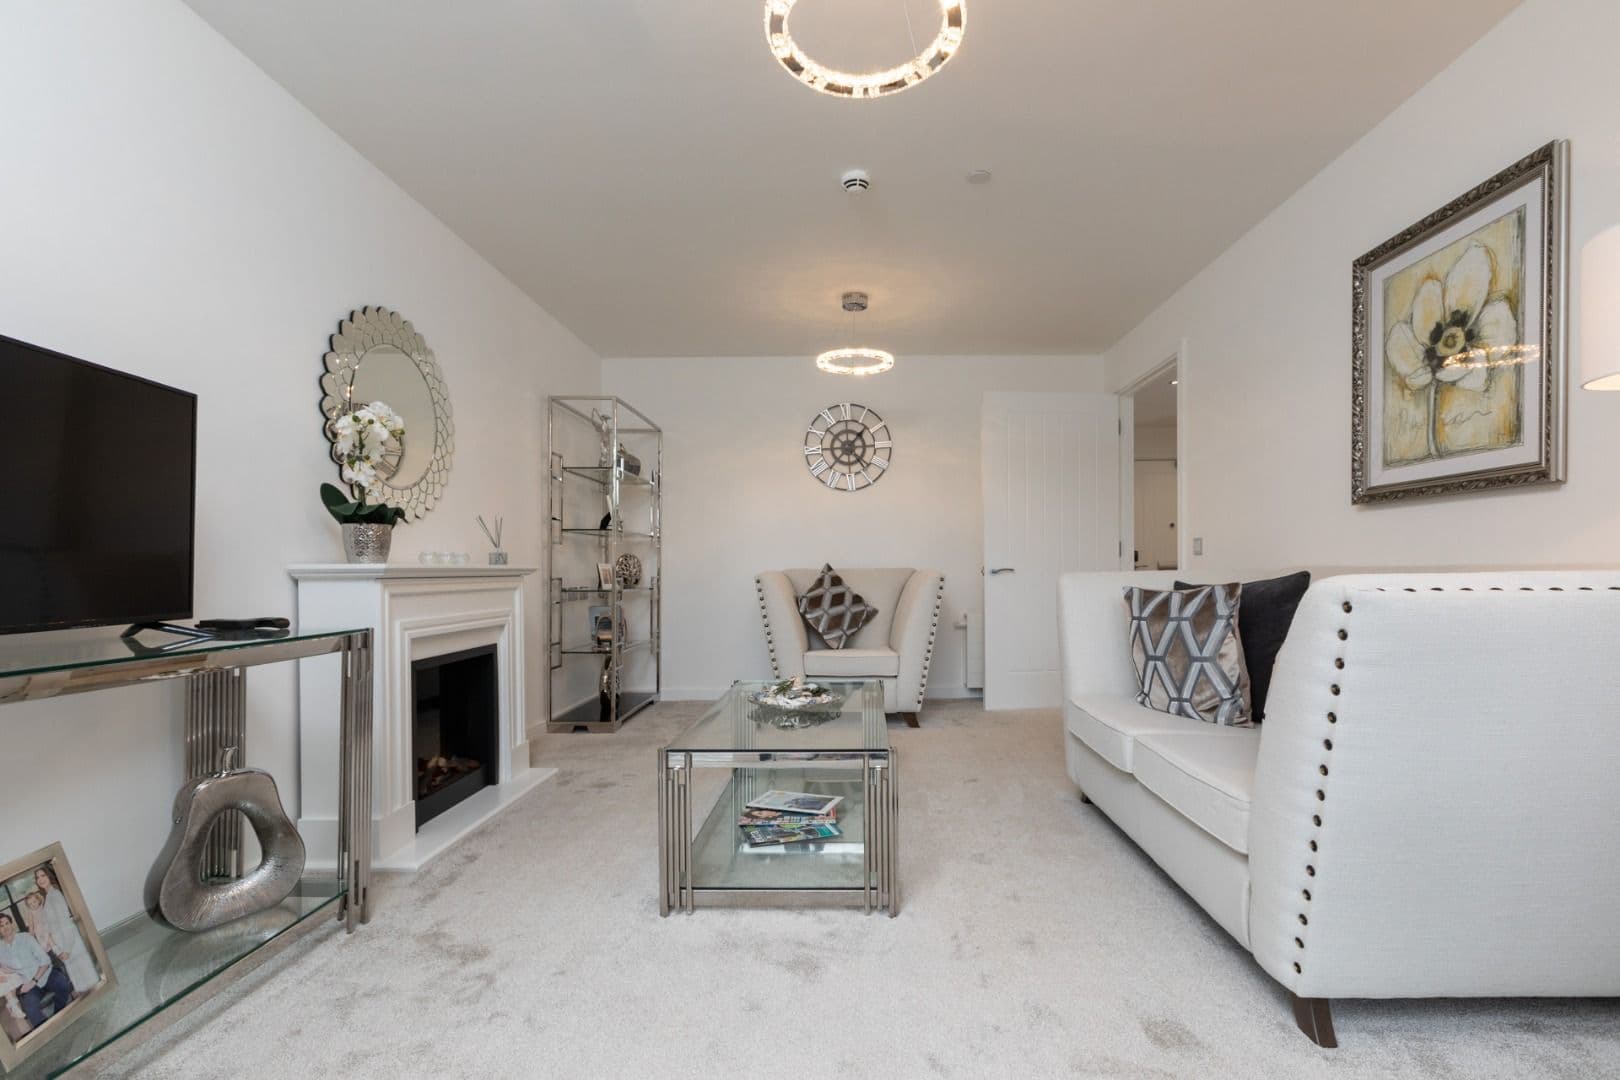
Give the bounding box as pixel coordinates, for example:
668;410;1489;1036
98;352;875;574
341;460;378;493
331;399;405;501
1386;242;1518;394
365;400;405;437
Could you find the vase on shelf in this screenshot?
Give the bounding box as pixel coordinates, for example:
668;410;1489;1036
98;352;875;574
342;523;393;564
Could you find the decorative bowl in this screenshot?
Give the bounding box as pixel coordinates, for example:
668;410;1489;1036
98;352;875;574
746;679;844;712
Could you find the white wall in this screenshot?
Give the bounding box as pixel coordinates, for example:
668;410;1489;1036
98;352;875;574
601;354;1104;700
1107;0;1620;572
0;1;599;926
1134;422;1178;461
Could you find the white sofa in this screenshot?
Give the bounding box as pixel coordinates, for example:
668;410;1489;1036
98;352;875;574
1059;569;1620;1046
755;568;945;724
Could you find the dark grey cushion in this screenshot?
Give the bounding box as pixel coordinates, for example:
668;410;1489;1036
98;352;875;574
1177;570;1310;722
797;564;878;650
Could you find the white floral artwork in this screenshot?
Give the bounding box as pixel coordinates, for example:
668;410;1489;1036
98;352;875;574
1352;141;1567;503
1380;214;1524;466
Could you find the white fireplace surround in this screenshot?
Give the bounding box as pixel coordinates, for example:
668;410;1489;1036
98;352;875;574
290;564;549;871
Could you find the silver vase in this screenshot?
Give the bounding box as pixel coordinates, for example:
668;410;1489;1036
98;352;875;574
145;766;306;932
342;523;393;564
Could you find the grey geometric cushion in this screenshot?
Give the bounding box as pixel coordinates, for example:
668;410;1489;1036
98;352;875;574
1124;583;1252;726
797;564;878;650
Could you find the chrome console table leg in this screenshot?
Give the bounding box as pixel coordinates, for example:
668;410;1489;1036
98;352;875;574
658;750;693;916
887;748;900;917
676;753;693;914
338;630;374;932
862;751;900;917
862;756;876;913
185;668;247;880
657;750;671;917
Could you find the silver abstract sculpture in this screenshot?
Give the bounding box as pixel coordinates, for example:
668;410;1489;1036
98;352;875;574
613;552;643;587
146;752;306;932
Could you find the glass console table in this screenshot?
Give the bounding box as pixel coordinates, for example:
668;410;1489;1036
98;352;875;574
658;680;898;916
0;629;373;1078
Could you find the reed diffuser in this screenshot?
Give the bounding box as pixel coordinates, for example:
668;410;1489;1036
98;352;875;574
477;515;507;565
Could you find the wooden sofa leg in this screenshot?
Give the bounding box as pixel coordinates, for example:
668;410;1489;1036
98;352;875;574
900;712;919;728
1289;994;1337;1048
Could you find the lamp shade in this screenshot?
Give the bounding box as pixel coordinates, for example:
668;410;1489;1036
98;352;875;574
1581;224;1620;390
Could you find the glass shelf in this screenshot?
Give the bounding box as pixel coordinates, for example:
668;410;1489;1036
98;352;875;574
548;690;658;731
559;465;657;488
556;586;654;599
557;528;657;539
0;628;361;682
8;878;343;1079
692;771;868;891
558;639;654;656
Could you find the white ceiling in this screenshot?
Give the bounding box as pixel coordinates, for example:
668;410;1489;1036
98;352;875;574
186;0;1519;358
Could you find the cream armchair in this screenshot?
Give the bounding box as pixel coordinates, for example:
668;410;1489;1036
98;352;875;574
754;568;946;726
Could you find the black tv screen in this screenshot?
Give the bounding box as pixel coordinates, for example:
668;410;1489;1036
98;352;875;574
0;333;197;635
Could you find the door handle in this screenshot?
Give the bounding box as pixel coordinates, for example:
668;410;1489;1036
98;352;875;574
989;567;1016;575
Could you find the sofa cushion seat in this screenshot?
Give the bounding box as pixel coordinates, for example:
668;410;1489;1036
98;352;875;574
802;648;901;678
1131;730;1259;855
1067;694;1250;773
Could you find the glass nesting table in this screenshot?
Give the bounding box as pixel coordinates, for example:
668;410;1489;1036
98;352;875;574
658;680;898;916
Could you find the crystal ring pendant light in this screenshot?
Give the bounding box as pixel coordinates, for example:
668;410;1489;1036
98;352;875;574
764;0;966;100
817;292;895;377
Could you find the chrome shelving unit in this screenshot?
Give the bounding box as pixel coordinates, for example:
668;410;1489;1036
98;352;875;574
547;396;661;732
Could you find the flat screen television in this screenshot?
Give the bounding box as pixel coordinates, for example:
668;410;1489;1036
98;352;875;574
0;332;197;635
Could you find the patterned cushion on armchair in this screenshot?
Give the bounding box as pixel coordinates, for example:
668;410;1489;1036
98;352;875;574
797;564;878;649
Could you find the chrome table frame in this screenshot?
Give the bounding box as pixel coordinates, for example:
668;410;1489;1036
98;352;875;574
657;748;899;917
0;630;374;931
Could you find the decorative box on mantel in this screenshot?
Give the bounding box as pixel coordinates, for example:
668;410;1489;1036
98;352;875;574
289;563;548;872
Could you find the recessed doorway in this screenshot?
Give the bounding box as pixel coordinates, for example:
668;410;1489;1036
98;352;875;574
1124;360;1180;571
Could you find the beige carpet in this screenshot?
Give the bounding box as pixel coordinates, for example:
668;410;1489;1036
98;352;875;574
103;701;1618;1079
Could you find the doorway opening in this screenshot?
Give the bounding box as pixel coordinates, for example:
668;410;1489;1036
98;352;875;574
1125;359;1179;571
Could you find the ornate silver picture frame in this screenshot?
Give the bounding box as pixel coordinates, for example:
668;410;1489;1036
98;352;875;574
1351;141;1568;504
0;842;115;1072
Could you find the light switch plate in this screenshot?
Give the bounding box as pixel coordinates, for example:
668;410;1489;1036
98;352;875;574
1193;537;1204;556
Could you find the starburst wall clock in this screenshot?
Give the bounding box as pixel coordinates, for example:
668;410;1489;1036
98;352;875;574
804;403;892;491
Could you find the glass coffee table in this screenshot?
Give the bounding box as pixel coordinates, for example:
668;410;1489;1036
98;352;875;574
657;680;898;916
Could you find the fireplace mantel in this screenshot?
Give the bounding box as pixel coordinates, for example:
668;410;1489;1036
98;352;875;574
288;563;541;582
290;562;549;871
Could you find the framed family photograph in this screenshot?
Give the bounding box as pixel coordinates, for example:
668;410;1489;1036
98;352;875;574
1351;140;1568;503
0;844;114;1071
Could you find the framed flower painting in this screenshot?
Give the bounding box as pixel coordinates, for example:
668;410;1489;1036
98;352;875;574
1352;141;1568;503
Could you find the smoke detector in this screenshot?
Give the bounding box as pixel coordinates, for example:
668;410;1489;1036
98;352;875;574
841;169;871;195
841;291;869;312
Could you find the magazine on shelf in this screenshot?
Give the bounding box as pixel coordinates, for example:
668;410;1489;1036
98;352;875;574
737;808;835;827
742;822;842;847
745;790;843;816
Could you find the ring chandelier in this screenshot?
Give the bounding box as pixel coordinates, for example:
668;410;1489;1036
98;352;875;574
763;0;966;100
817;292;895;376
816;347;896;377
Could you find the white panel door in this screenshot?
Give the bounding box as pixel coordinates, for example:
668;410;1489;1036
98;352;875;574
1133;459;1178;570
982;392;1121;710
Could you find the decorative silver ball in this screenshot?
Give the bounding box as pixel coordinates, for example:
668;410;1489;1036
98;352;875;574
613;553;643;587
